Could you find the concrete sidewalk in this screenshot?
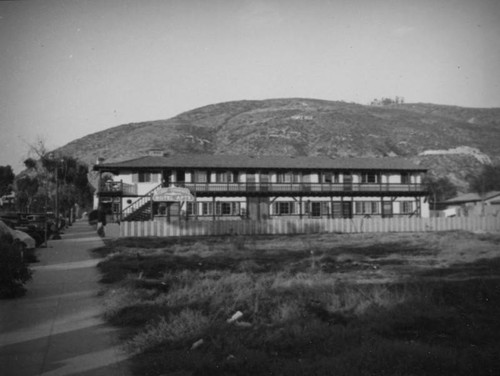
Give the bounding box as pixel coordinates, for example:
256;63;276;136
0;221;131;376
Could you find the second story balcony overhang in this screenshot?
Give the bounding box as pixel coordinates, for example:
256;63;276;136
176;182;426;197
98;181;426;197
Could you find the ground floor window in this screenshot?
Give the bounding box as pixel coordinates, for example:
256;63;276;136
400;201;414;214
190;201;242;216
201;202;212;215
216;202;240;216
187;202;196;215
355;201;380;215
308;202;330;217
273;201;297;215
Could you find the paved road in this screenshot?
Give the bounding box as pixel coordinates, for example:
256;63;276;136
0;221;131;376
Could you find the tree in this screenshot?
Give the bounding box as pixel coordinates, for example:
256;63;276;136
468;164;500;195
0;165;15;196
16;138;94;214
15;176;40;213
423;175;458;210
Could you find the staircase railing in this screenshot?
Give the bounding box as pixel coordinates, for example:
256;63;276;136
121;183;163;221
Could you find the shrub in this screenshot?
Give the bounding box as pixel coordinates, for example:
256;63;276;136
0;235;33;298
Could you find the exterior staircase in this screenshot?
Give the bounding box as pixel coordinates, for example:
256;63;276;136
121;184;162;221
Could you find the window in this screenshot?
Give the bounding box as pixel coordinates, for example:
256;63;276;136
400;201;414;214
201;202;213;215
231;171;239;183
215;172;228;183
194;170;208;183
280;202;293;215
355;201;380;215
277;172;292;183
277;172;300;183
186;202;197;216
216;202;232;215
139;172;152;182
361;172;379;184
273;202;297;215
214;171;239;183
322;172;339;183
200;202;240;216
136;172;160;183
401;173;411;184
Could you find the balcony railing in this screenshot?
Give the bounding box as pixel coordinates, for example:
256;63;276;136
98;181;424;196
99;181;138;195
178;182;425;194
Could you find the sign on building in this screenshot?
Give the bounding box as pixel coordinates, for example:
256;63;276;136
153;187;194;202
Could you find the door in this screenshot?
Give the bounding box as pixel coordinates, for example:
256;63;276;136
247;173;257;191
176;170;185;185
259;197;270;219
167;202;180;222
332;202;342;218
247;197;270;220
311;202;321;217
260;173;269;191
342;202;352;218
162;170;171;187
247;197;259;219
382;201;393;218
343;173;353;191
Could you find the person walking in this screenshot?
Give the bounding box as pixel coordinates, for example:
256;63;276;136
97;206;107;237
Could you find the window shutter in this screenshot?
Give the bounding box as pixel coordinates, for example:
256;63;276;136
152;173;159;183
132;173;138;183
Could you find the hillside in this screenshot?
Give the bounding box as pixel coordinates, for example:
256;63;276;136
56;98;500;192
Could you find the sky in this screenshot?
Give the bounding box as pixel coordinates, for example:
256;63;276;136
1;0;499;173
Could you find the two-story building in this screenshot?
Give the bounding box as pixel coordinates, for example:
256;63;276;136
93;152;429;222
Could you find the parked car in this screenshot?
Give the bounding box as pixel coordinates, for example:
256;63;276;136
26;214;54;238
0;220;36;260
0;216;45;247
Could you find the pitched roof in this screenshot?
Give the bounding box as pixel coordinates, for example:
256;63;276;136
444;191;500;204
94;154;426;172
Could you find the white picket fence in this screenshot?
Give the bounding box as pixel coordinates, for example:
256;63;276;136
119;216;500;238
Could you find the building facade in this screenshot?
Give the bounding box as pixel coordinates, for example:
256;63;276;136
441;191;500;217
93;153;429;222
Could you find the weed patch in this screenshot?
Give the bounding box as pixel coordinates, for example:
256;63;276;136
97;231;500;375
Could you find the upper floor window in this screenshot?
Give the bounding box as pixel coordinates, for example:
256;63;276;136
277;172;300;183
215;171;239;183
138;172;158;183
322;172;339;183
401;173;411;184
361;172;379;184
194;170;208;183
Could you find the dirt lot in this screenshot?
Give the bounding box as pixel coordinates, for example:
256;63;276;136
94;231;500;376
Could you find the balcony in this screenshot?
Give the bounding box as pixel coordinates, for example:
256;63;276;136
99;181;138;196
179;182;425;195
